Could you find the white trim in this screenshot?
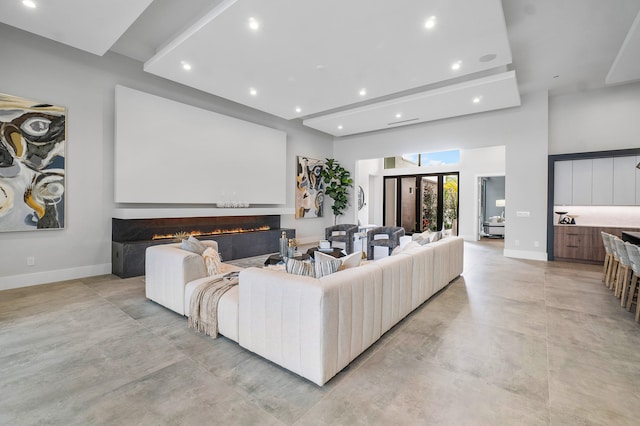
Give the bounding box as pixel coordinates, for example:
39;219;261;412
0;263;112;291
503;249;548;262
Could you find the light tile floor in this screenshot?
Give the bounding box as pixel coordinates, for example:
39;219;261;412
1;240;639;425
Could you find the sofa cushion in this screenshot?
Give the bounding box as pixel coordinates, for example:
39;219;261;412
391;240;420;255
181;236;207;255
339;251;362;270
286;258;314;277
184;274;241;343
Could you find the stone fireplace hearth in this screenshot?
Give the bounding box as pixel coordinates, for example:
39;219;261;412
112;215;294;278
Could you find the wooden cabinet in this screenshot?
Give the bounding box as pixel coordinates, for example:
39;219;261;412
554;225;640;263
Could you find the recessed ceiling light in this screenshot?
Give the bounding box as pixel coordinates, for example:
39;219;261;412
337;125;343;130
359;88;367;96
295;107;301;113
22;0;36;8
424;16;436;29
473;97;481;104
180;61;191;71
451;61;462;71
395;113;402;119
249;88;257;96
248;17;260;31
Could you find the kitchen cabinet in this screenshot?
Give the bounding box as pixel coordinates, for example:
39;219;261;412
554;155;639;205
571;159;592;205
554;225;640;262
554;161;573;205
613;156;636;205
592;157;613;205
636;156;640;205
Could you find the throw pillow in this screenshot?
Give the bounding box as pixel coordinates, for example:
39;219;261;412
202;247;222;276
315;257;342;278
392;241;420;255
285;258;314;277
338;251;362;270
181;235;207;255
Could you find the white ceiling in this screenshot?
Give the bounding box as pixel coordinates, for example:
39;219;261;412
0;0;154;56
2;0;639;137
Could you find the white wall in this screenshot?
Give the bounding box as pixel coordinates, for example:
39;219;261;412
334;91;549;261
0;24;332;289
550;82;640;154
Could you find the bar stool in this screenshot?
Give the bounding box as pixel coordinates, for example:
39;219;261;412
623;242;640;317
613;238;632;299
601;232;614;285
607;235;621;290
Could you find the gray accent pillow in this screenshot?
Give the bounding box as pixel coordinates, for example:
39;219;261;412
181;236;207;255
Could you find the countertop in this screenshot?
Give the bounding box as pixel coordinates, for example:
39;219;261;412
554;224;640;229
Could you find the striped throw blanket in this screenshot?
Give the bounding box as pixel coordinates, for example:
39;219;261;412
188;275;239;338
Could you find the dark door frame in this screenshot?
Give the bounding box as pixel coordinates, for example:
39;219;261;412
383;172;459;233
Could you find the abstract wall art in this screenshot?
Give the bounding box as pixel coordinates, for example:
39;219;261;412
0;93;66;232
295;156;324;219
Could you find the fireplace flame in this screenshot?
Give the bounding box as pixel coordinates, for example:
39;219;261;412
152;225;271;240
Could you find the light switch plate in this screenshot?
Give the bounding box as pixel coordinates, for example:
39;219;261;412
516;211;530;217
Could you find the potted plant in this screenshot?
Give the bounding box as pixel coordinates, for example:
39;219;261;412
321;158;353;224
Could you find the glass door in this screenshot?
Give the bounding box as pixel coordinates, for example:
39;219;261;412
420;176;438;231
384;173;459;235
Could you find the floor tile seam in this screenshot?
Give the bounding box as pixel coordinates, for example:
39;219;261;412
464;288;548;309
78;281;198;361
448;314;549;342
186;356;288;425
543;281;553;424
544;301;638;323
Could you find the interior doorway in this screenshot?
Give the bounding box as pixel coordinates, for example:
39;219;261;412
477;175;505;240
384;173;459;234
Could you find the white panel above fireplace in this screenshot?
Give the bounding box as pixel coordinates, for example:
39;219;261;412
114;85;286;204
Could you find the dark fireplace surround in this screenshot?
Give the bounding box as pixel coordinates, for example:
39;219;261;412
112;215;294;278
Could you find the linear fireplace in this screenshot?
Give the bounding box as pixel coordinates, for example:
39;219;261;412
112;215;294;278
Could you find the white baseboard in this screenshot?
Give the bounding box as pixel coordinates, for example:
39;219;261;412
0;263;112;291
503;249;548;262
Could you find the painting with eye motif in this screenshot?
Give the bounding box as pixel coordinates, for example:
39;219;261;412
0;93;66;232
295;156;324;219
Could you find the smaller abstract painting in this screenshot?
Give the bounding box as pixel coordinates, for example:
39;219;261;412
0;93;66;232
295;156;324;219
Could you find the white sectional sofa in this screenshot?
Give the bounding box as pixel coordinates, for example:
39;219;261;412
145;236;464;386
145;241;243;342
